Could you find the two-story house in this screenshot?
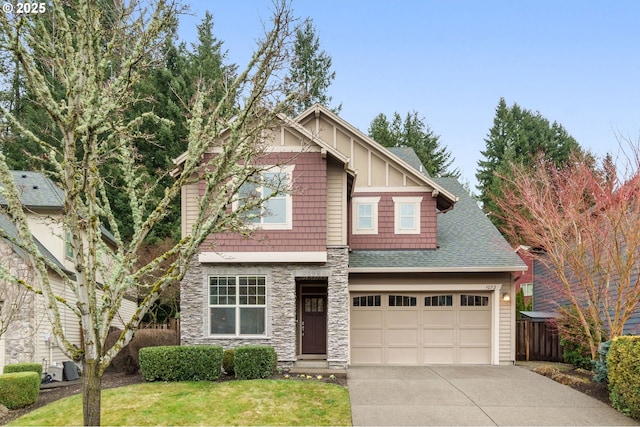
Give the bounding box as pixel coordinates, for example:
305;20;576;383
177;105;526;369
0;171;137;369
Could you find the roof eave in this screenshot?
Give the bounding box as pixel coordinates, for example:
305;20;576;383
348;266;528;274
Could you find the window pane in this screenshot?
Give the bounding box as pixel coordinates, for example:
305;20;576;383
357;204;373;229
210;307;235;334
240;307;265;334
238;182;260;223
263;198;287;223
400;215;415;229
400;204;415;229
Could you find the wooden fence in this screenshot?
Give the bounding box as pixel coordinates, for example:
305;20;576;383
139;318;180;338
516;319;563;362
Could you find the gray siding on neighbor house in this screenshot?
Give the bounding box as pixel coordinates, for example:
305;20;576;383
180;247;349;369
533;258;640;335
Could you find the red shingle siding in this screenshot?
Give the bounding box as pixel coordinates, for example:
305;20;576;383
201;152;327;253
349;192;438;250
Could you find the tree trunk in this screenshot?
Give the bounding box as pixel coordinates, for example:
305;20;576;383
82;360;102;426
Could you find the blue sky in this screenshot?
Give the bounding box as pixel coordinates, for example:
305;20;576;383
178;1;640;189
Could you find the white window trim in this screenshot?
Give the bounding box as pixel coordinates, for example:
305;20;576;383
207;275;268;338
392;196;423;234
352;196;380;235
521;282;533;297
233;165;294;230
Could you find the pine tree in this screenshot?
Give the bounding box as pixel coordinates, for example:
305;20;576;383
476;98;582;230
287;19;340;115
368;110;460;178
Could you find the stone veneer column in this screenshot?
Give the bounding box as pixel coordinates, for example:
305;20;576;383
179;257;204;346
326;246;349;369
1;241;36;365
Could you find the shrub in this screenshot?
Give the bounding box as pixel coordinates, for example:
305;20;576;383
139;345;223;382
106;328;178;374
223;349;235;375
3;362;43;376
234;346;277;380
593;340;611;383
0;371;40;409
607;336;640;419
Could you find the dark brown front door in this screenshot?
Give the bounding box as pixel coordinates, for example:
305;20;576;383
302;296;327;354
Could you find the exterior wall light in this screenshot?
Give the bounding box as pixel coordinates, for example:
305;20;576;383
502;292;510;302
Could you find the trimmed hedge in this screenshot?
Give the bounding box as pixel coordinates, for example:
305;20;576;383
608;336;640;419
3;362;43;376
223;349;235;376
0;371;40;409
106;328;178;374
234;345;277;380
139;345;223;382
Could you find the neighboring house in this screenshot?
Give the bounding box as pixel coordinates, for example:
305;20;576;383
533;257;640;335
0;171;137;369
514;246;534;306
176;105;526;369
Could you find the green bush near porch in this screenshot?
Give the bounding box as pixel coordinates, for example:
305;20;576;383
608;336;640;419
139;345;223;382
234;345;276;379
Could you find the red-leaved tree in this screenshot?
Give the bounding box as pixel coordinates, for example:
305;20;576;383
494;145;640;359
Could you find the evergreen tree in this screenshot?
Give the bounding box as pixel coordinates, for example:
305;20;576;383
476;98;582;230
368;110;460;178
287;19;340;115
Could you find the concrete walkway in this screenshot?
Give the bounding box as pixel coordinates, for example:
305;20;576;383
348;365;639;426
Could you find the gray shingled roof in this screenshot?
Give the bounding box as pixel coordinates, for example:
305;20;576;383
387;147;431;177
349;174;526;272
0;171;65;208
0;171;117;246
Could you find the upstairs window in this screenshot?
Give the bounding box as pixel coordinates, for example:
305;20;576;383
392;197;423;234
520;283;533;297
352;197;380;235
237;166;293;230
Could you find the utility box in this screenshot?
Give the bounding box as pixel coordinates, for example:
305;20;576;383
47;365;63;382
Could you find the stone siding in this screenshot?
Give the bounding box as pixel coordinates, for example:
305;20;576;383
0;240;36;365
180;246;349;370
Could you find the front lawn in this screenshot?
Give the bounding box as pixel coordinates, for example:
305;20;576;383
10;380;352;426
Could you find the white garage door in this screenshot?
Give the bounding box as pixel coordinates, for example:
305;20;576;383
350;292;491;365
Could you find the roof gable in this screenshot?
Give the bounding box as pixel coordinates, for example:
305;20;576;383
294;104;457;210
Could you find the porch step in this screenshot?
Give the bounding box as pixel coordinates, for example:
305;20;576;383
289;360;347;377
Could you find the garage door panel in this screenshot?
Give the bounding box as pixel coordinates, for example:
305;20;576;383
352;329;383;346
386;329;418;345
351;347;383;364
459;310;490;327
459;328;490;345
423;329;454;345
423;347;454;364
459;347;491;364
351;310;383;328
423;310;454;326
387;347;419;364
386;310;419;327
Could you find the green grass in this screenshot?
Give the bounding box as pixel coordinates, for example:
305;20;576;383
10;380;352;426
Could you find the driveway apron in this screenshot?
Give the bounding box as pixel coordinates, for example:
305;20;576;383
347;365;639;426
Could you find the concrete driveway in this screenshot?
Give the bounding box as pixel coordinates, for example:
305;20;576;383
347;366;639;426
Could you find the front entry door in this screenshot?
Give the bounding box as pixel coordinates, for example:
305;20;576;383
302;296;327;354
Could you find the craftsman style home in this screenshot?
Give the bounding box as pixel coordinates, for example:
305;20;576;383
177;105;526;369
